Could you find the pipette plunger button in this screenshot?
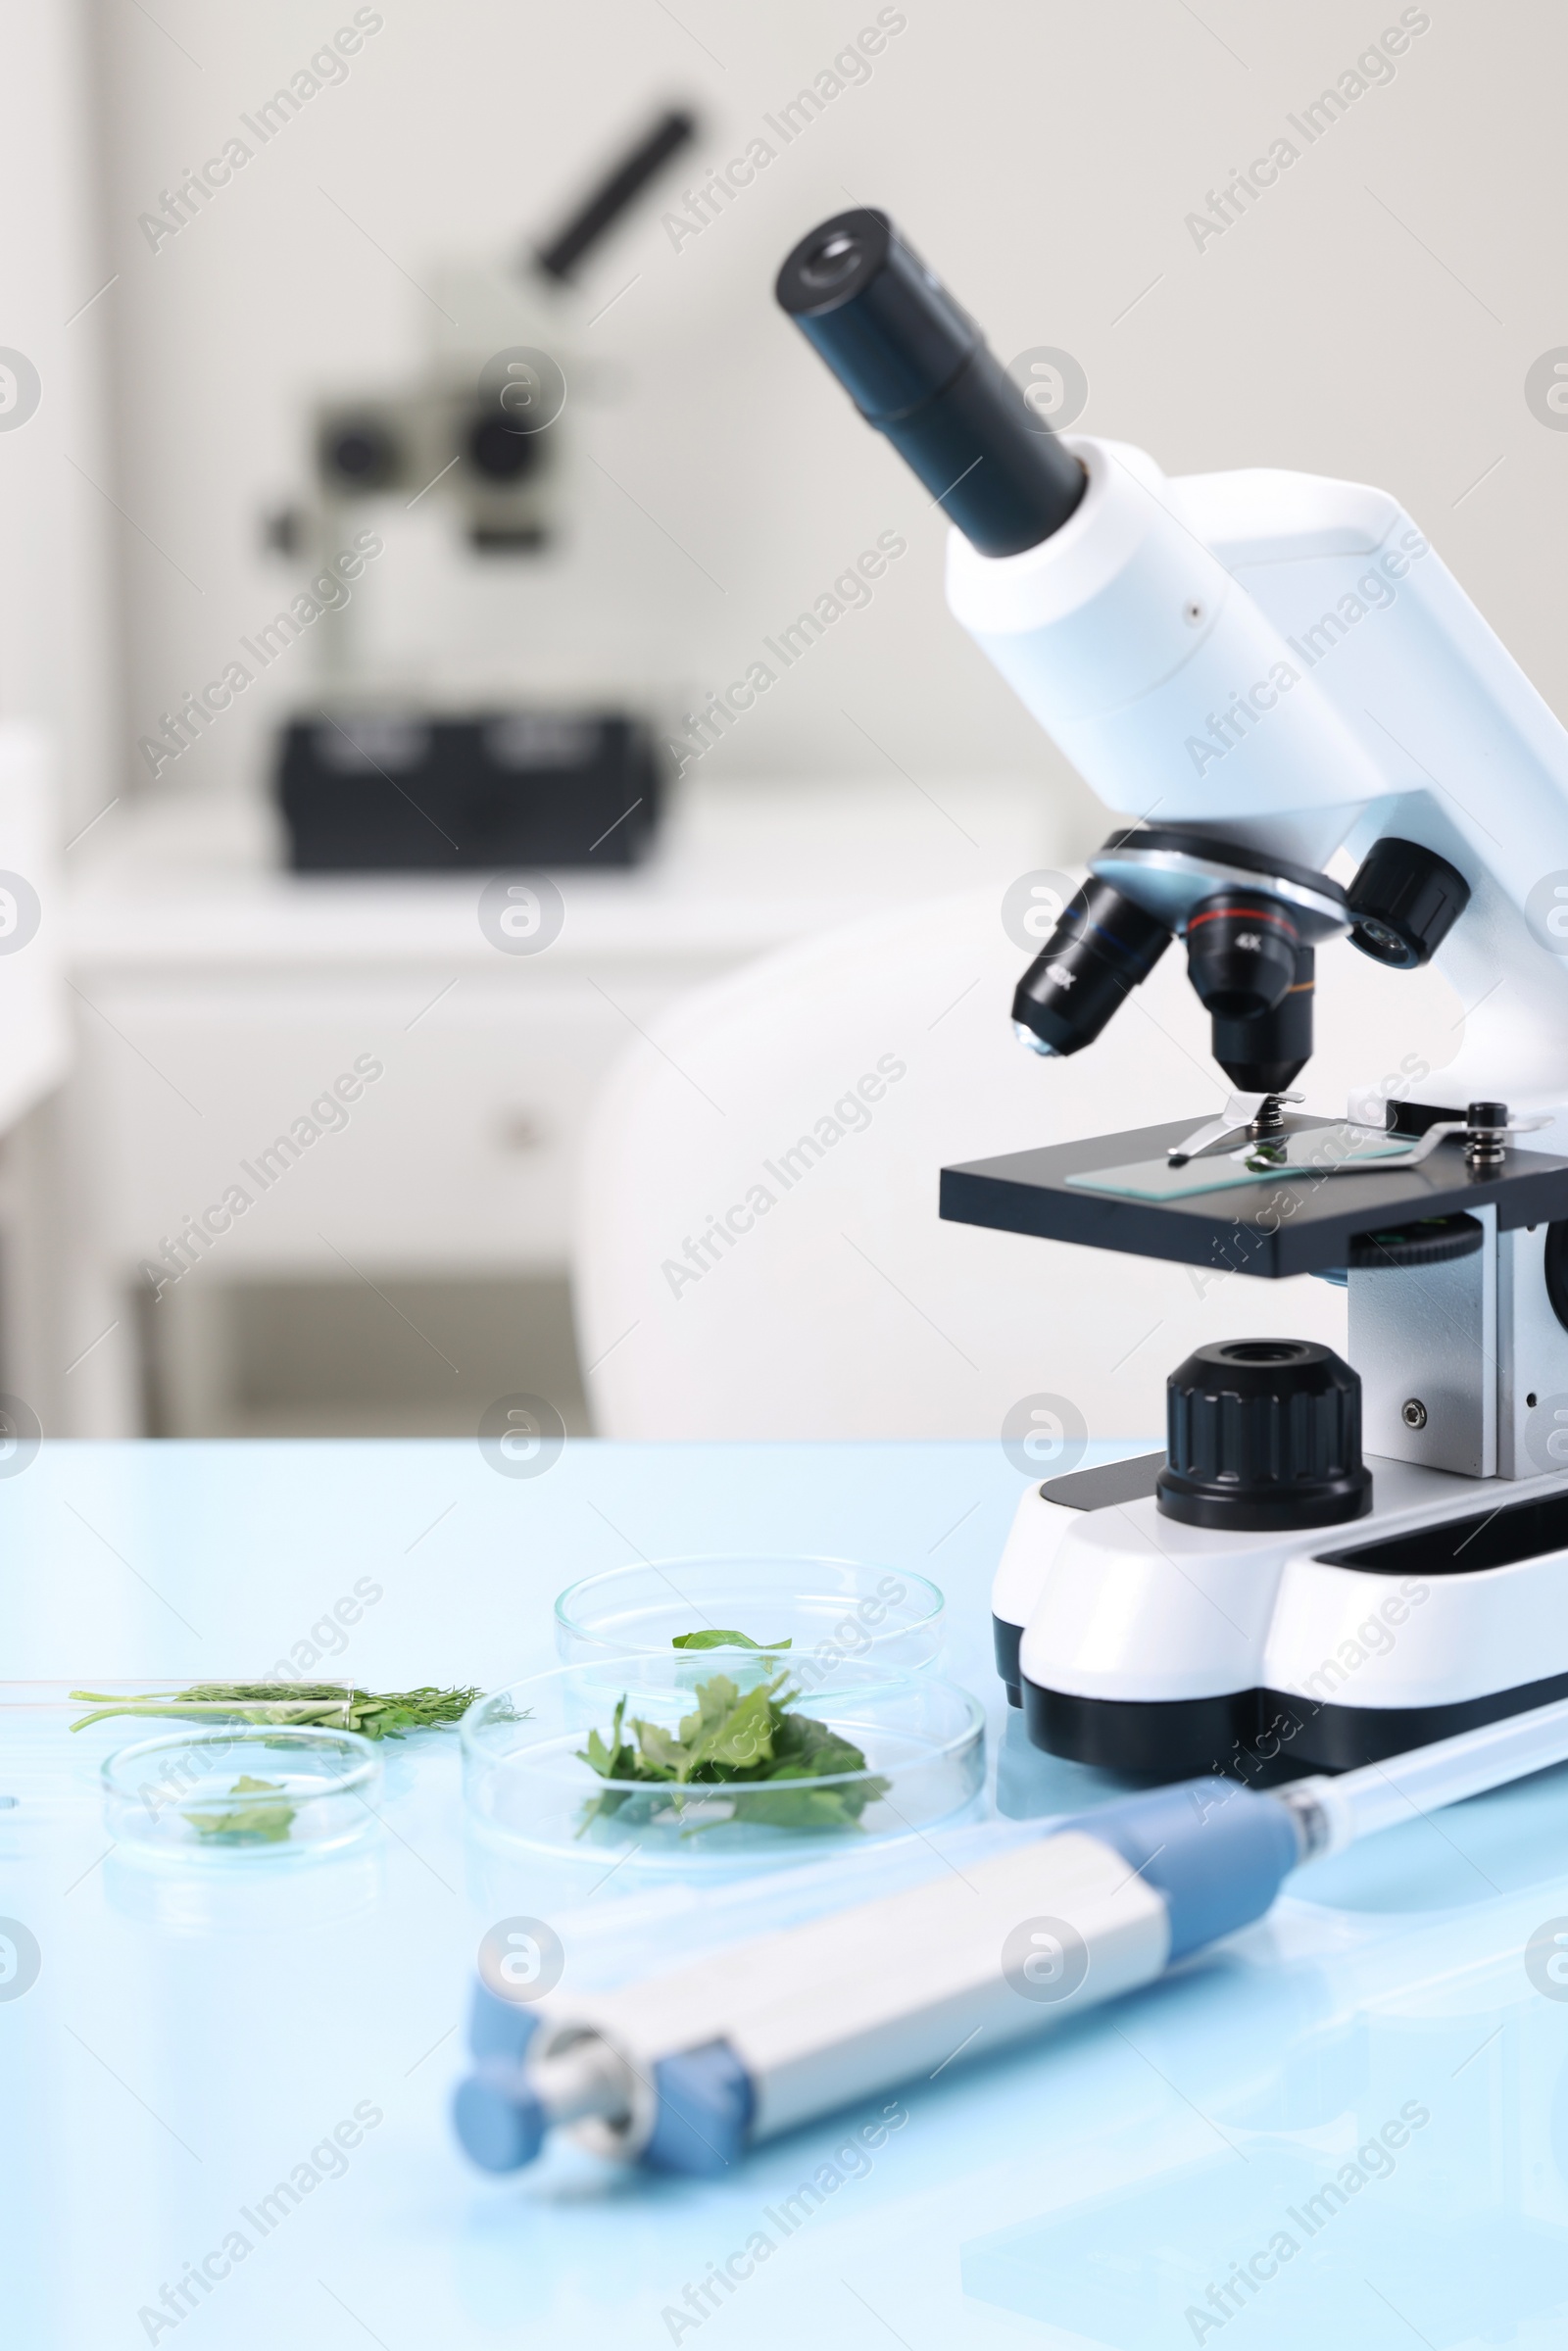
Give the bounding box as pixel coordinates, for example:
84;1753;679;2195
453;2061;549;2173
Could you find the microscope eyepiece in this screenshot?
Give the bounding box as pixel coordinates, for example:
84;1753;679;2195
776;210;977;422
775;209;1087;558
793;225;866;296
1011;880;1170;1057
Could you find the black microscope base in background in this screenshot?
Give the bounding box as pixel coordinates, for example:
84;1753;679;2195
276;710;662;872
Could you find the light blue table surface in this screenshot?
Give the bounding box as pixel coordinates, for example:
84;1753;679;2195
5;1438;1568;2351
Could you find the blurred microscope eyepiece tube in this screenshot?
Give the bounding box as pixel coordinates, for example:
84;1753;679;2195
1011;879;1171;1057
775;208;1087;557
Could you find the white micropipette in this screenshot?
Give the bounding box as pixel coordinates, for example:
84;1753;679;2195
454;1693;1568;2177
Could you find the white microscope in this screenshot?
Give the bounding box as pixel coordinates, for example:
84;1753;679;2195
777;209;1568;1784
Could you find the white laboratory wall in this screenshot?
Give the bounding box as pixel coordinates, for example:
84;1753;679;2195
29;0;1568;1438
0;0;114;1421
0;731;69;1132
0;0;120;839
83;0;1568;815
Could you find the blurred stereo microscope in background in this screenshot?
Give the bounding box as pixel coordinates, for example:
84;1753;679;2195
265;105;698;873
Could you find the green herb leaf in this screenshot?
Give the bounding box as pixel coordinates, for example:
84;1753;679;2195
722;1784;881;1832
769;1707;873;1778
682;1676;780;1776
670;1629;793;1651
183;1775;297;1845
574;1669;888;1839
633;1717;692;1778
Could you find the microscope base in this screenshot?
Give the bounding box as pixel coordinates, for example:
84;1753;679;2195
997;1458;1568;1780
1020;1665;1568;1780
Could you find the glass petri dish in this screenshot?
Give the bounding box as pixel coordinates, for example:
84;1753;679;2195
102;1727;382;1862
462;1655;984;1869
553;1554;945;1673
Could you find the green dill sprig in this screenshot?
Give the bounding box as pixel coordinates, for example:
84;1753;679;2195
69;1683;483;1739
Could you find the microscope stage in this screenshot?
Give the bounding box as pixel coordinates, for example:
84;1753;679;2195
940;1115;1568;1279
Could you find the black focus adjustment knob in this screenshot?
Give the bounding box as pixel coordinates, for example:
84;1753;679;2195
319;416;400;491
466;410;543;482
1156;1340;1373;1531
1347;1211;1484;1269
1346;836;1470;969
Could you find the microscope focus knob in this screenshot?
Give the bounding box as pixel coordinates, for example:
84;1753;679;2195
1157;1339;1372;1531
1346;836;1470;969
